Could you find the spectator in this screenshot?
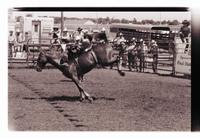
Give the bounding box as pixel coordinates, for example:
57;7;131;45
179;20;191;53
23;32;30;52
15;29;24;52
113;32;127;70
61;28;71;43
51;26;60;44
113;32;126;46
8;31;15;57
137;39;146;72
179;20;190;43
61;28;71;52
127;37;137;71
73;27;84;42
150;40;158;73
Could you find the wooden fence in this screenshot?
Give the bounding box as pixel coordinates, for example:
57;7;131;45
8;39;191;77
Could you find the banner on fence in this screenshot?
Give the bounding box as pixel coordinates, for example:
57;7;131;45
15;52;27;59
175;52;191;75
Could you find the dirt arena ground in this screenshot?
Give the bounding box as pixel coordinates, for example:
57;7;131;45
8;68;191;131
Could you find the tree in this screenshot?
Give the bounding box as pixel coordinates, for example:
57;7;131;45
16;16;23;22
170;20;179;25
54;17;61;24
132;18;137;24
25;14;33;17
141;20;146;24
97;17;103;24
161;20;167;25
105;17;110;24
121;18;129;24
111;18;120;23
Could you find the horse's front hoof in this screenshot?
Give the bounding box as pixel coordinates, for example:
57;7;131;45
79;97;85;102
87;97;93;103
120;71;125;76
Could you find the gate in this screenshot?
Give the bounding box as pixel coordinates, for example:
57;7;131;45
8;39;51;68
143;37;191;76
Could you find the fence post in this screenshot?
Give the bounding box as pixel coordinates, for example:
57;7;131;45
172;44;176;76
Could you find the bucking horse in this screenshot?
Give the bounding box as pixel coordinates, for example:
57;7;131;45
36;42;125;103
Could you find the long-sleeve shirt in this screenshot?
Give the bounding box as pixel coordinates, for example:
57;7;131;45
61;32;71;40
73;31;84;41
113;37;126;45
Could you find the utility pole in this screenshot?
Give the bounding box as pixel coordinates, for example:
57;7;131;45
61;11;64;36
96;12;98;30
159;12;162;25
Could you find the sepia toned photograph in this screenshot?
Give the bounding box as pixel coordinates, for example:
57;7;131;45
8;8;191;131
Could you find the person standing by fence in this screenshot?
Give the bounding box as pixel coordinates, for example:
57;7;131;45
50;26;61;51
150;40;158;73
61;28;71;52
51;26;61;45
137;39;146;72
8;31;15;57
180;20;190;43
23;32;31;53
113;32;127;71
179;20;191;53
15;29;24;52
127;37;137;71
61;28;71;43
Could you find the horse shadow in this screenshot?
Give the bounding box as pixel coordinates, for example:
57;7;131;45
23;95;116;102
23;95;79;102
59;79;73;82
157;73;191;80
41;95;80;102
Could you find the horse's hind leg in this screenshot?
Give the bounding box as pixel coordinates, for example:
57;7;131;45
78;74;85;82
71;75;93;102
105;53;125;76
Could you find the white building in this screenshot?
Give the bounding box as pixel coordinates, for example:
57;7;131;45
8;12;54;44
23;17;54;44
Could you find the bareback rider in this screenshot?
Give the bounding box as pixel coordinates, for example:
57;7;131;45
98;28;108;43
92;28;108;44
83;30;93;43
65;27;83;57
82;30;92;52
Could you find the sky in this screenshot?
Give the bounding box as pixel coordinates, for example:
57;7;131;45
11;11;191;22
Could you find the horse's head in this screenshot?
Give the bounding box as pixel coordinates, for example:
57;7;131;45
60;52;69;65
36;51;48;72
